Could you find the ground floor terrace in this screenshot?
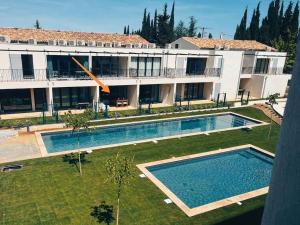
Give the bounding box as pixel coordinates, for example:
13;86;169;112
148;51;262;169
0;82;215;119
0;107;279;225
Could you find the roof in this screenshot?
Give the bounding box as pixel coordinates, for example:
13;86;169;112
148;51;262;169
0;27;149;45
181;37;276;51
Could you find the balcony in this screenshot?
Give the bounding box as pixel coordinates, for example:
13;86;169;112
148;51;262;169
241;67;284;75
0;67;222;82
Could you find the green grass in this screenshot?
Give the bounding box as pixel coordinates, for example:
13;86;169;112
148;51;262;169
0;108;278;225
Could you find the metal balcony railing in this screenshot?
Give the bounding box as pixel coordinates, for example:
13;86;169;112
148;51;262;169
129;68;221;78
0;67;222;82
241;67;284;75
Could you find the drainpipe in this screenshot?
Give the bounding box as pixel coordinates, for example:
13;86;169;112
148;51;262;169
235;52;245;100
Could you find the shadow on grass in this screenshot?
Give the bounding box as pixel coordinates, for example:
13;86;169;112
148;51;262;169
62;152;90;172
214;207;264;225
91;201;115;225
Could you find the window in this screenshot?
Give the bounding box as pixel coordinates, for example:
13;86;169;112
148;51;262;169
130;57;161;77
0;89;32;113
53;87;91;110
100;86;128;105
92;56;123;76
184;83;204;100
47;55;89;78
139;85;160;103
186;58;207;75
21;55;34;78
34;89;47;111
175;44;179;49
255;58;270;74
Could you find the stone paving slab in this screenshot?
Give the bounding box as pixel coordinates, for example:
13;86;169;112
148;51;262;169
0;132;41;164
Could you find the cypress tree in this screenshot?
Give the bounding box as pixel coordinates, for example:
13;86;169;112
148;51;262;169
249;3;260;40
146;12;151;40
281;2;294;42
34;20;41;29
188;16;197;37
157;3;171;46
124;26;127;34
291;2;299;35
197;32;202;38
234;8;248;40
208;33;213;39
169;1;175;41
141;8;147;38
152;9;158;43
127;25;130;35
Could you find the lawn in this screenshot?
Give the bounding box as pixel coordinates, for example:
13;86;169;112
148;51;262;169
0;108;279;225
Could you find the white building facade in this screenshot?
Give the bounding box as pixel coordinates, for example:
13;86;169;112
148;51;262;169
0;28;291;118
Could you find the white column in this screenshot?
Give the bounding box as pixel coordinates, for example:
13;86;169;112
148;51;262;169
46;87;53;116
30;88;36;111
261;37;300;225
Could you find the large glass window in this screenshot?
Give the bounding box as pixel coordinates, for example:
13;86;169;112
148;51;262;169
47;55;89;78
139;85;160;103
255;58;270;74
21;55;34;78
100;86;128;106
0;89;32;113
53;87;91;110
184;83;204;100
130;57;161;77
92;56;123;77
34;89;47;111
186;58;207;75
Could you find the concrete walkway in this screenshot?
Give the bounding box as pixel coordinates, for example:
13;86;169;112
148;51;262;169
0;132;41;164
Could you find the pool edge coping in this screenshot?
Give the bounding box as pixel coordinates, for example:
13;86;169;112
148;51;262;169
35;112;268;157
136;144;275;217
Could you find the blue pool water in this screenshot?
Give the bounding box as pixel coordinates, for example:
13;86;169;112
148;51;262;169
147;147;273;208
42;113;259;153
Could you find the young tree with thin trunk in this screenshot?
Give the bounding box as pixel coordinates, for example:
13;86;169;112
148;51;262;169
267;93;280;140
63;108;95;175
105;153;134;225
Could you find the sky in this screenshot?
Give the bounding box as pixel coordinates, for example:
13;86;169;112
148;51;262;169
0;0;299;39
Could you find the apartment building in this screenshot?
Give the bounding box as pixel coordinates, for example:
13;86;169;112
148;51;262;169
0;28;291;118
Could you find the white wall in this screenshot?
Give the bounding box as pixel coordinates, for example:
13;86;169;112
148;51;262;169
262;74;291;98
218;51;244;100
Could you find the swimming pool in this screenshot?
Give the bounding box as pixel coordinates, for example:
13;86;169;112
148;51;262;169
40;112;263;154
137;145;274;216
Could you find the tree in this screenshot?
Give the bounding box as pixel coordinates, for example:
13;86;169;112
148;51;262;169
127;25;130;35
291;2;299;35
267;93;280;140
208;33;213;39
123;26;127;35
234;8;248;40
105;153;134;225
175;20;188;39
157;3;171;46
169;1;175;41
152;9;158;42
34;20;41;29
248;3;261;40
141;8;147;38
63;108;95;175
188;16;197;37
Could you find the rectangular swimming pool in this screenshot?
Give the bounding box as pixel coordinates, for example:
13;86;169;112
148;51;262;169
137;145;274;216
40;112;263;154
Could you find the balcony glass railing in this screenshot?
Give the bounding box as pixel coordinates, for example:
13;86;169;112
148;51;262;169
241;67;284;75
0;67;222;82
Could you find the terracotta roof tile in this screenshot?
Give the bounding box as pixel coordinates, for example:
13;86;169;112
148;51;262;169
0;27;149;45
182;37;276;51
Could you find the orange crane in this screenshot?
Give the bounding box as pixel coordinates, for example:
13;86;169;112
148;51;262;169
71;57;110;94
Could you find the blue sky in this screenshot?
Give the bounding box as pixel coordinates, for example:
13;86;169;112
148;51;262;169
0;0;298;39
